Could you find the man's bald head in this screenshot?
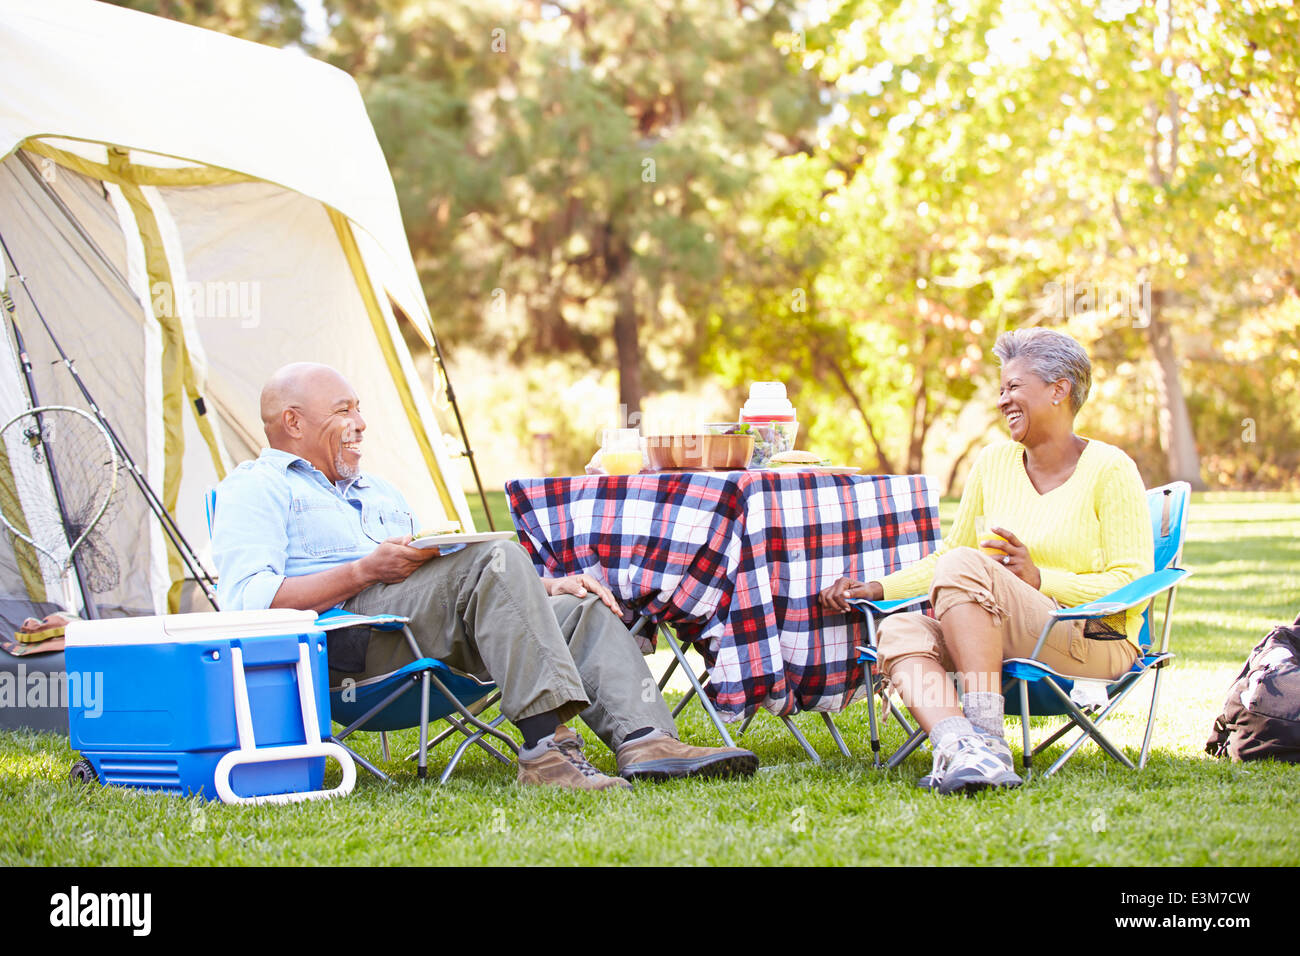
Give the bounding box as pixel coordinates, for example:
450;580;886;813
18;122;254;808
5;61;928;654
260;363;366;481
261;363;349;443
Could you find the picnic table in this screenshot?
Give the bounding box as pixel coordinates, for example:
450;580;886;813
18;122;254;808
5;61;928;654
506;469;941;721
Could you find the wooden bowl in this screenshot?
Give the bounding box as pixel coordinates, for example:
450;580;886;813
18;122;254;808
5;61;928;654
645;433;755;471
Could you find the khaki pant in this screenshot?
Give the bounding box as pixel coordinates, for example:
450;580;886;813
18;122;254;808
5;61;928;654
341;540;675;749
877;547;1139;682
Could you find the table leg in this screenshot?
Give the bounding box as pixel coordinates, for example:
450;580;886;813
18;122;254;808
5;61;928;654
780;716;821;763
821;712;852;758
662;623;737;749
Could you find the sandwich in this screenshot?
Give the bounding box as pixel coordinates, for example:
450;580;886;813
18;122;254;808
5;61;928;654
413;521;463;538
768;450;830;468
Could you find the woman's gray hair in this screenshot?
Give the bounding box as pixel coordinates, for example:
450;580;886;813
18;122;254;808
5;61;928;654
992;328;1092;414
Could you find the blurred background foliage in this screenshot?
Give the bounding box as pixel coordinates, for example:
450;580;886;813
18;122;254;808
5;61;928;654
111;0;1300;490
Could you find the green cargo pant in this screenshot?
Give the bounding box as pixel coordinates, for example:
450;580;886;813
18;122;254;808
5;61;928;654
340;539;675;750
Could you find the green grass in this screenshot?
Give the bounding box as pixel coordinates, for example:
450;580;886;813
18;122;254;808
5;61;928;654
2;493;1298;866
464;487;509;534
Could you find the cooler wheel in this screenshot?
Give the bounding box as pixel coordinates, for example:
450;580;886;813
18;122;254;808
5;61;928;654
69;759;98;785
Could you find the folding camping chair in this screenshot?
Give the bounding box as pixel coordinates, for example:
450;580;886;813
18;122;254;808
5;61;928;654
852;482;1192;777
205;488;518;784
636;616;851;763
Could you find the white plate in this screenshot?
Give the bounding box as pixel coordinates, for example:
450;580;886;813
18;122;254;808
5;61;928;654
770;465;861;475
410;530;516;549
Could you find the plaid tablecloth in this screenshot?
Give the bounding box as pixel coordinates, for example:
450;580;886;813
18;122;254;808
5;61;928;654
506;471;940;721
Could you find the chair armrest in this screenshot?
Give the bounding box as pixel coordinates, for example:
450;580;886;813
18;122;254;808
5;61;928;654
1048;567;1193;622
315;608;410;631
848;594;928;615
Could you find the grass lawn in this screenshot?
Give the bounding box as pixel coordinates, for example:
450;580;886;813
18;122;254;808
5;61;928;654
2;492;1297;866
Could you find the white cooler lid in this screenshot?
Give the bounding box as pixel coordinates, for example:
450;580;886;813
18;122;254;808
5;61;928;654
66;609;321;647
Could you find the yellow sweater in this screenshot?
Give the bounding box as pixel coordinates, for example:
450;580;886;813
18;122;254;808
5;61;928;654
880;438;1154;644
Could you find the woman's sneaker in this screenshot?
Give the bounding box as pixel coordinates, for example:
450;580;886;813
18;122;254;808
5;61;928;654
933;734;1022;796
919;733;1019;790
917;747;943;791
979;732;1018;773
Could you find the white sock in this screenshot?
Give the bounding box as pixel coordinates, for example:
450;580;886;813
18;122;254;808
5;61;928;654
963;692;1006;738
931;716;977;752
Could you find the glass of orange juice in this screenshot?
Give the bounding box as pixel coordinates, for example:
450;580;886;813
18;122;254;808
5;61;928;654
600;429;644;476
975;516;1011;556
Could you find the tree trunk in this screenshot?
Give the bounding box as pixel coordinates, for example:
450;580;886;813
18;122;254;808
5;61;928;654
1137;0;1203;490
612;268;643;421
826;357;897;474
1144;298;1206;489
945;426;990;497
907;372;928;474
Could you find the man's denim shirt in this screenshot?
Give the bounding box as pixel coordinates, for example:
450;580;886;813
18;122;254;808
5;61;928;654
212;448;418;611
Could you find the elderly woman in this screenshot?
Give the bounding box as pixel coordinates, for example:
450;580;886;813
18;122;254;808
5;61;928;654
820;328;1152;794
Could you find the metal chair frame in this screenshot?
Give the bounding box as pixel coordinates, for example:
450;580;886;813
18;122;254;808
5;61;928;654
632;617;852;763
851;482;1192;777
323;615;520;785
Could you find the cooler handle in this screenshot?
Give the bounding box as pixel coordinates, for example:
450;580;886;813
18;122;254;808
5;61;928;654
214;642;356;806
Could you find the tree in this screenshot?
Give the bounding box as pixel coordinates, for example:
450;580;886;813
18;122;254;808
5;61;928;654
699;0;1052;478
1013;0;1300;489
100;0;1300;487
317;0;823;418
700;0;1300;485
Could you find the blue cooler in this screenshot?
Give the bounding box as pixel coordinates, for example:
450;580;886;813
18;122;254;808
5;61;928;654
65;609;355;804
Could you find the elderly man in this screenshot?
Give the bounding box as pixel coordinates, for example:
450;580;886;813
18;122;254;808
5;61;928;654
212;363;757;791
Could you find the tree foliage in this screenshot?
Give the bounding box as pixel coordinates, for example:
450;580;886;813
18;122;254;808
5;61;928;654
107;0;306;46
313;0;824;417
698;0;1300;487
100;0;1300;487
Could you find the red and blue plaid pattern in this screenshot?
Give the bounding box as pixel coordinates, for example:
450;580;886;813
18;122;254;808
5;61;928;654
507;471;940;720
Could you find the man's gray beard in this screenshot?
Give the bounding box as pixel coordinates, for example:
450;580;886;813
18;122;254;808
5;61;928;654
335;454;360;480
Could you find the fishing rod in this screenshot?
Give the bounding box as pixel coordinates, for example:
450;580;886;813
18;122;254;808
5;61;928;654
10;156;218;603
0;293;100;619
428;325;496;530
0;228;219;607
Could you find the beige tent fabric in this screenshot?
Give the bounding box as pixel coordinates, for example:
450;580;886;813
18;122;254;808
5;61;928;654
0;156;156;613
161;181;454;529
0;0;477;616
0;0;430;333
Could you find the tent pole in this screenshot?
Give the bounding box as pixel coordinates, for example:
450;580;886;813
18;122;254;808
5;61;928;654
429;328;496;531
0;228;219;609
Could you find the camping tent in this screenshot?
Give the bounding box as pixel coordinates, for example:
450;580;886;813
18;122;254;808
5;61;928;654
0;0;477;727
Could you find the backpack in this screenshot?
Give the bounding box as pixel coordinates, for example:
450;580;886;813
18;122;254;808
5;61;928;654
1206;613;1300;763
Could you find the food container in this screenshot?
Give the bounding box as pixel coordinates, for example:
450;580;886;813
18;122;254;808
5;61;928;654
738;383;799;467
645;433;754;471
709;421;799;468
